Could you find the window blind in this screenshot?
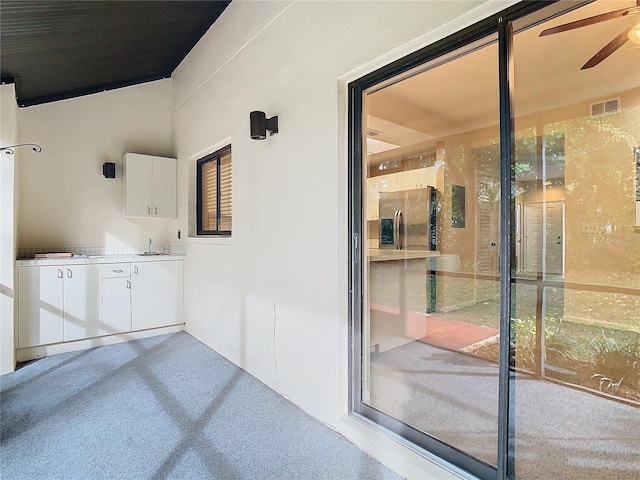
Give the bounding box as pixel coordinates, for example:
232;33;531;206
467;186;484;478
219;151;232;232
197;145;231;235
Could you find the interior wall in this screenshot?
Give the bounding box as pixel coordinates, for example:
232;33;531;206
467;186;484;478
1;84;18;374
15;79;175;250
171;0;506;478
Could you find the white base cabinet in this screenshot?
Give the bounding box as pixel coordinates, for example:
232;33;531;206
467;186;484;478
131;261;184;331
17;259;184;349
18;265;101;347
101;263;132;335
18;266;64;347
63;265;102;342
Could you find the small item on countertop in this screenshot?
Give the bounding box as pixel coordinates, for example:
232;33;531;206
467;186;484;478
34;252;73;259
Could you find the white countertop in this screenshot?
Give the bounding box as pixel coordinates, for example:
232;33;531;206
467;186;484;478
367;249;440;262
15;254;186;267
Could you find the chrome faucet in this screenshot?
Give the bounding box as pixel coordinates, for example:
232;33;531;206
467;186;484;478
148;238;152;253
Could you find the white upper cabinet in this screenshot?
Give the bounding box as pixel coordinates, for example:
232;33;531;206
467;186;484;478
151;156;176;218
123;153;176;218
124;153;153;217
366;174;397;221
396;167;436;191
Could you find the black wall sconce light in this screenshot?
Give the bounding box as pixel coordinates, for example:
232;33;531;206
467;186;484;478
250;111;278;140
103;162;116;178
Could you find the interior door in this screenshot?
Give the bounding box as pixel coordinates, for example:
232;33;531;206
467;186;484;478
524;203;543;274
524;201;564;276
545;202;564;276
476;173;500;275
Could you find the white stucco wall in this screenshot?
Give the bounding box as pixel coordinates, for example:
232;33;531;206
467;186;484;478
16;79;175;250
1;84;18;374
173;1;518;478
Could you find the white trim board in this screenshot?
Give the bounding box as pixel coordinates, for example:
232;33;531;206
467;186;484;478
15;324;184;362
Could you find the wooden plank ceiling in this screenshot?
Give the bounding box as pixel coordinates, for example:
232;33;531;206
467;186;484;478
0;1;231;106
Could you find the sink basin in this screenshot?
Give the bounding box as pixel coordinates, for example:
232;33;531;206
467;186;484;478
138;252;163;256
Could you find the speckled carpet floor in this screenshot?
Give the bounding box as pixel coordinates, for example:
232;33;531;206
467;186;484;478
369;340;640;480
1;332;401;480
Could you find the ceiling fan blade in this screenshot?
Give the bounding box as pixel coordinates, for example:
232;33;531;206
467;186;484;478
540;6;634;36
581;25;634;69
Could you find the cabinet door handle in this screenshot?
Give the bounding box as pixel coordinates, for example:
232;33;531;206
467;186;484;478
134;266;138;274
67;269;72;278
113;269;123;273
58;269;63;279
126;280;131;289
154;206;158;215
147;206;151;215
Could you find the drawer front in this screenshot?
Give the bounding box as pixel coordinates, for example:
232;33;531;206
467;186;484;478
101;263;131;278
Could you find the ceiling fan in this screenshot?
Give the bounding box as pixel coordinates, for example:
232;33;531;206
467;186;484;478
540;0;640;69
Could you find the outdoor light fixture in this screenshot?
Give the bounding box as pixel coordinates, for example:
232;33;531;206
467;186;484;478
250;111;278;140
103;162;116;178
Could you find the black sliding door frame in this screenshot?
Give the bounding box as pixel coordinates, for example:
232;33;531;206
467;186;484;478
348;1;574;479
496;14;515;480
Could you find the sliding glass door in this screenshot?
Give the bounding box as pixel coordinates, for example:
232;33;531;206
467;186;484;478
510;2;640;477
361;34;502;473
350;1;640;478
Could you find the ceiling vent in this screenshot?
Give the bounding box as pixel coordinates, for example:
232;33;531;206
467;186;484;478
590;98;620;117
366;128;383;137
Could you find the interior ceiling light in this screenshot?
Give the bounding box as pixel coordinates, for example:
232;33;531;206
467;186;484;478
628;22;640;44
366;137;400;155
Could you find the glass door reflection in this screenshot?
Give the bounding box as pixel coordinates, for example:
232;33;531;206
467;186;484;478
362;34;501;467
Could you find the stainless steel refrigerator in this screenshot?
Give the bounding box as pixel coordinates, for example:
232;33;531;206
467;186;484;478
379;187;434;250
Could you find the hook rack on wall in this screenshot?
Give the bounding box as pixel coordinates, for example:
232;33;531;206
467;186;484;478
1;143;42;155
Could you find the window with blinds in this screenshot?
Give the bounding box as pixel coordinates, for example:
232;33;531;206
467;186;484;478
196;145;231;235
